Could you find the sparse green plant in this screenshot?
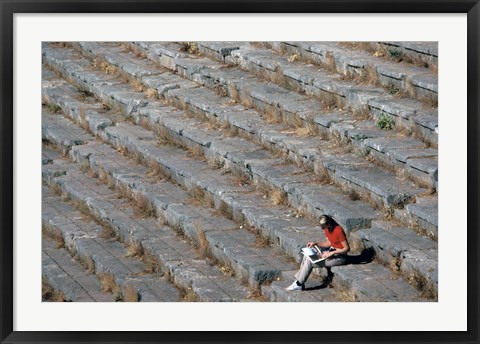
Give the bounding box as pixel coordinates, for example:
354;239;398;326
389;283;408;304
351;133;368;140
388;48;402;59
76;86;94;98
46;103;62;113
376;114;395;130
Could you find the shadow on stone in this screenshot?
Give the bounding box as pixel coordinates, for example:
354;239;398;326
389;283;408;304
304;248;375;291
345;247;376;265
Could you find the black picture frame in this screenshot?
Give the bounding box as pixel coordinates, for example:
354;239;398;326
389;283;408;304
1;1;479;343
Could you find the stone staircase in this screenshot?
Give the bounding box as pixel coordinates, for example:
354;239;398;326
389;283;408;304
41;41;438;302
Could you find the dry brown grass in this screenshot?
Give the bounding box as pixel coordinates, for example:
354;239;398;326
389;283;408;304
389;256;402;273
220;262;235;277
195;223;210;259
145;88;158;99
179;42;199;54
230;169;251;187
122;285;140;302
324;52;338;73
215;200;233;220
99;273;120;294
99;223;118;241
207;156;225;170
187;186;214;207
142;252;162;274
335;288;358;302
249;225;271;248
247;286;267;301
317;90;341;109
358;65;380;86
133;193;156;218
182;287;198;302
313;164;333;185
126;241;145;258
50;183;63;196
187;145;205;160
117;145;129;156
42;280;66;302
78;107;91;133
406;270;437;300
147;161;170;182
78;255;95;274
42;224;65;248
294;121;317;137
270;189;287;206
130;79;145;92
93;58;118;75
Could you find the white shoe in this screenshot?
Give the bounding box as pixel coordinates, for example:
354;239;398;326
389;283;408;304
286;281;304;291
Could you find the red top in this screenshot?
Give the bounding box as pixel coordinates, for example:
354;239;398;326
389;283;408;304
324;225;347;249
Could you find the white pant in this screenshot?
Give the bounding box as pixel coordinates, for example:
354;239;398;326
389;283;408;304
294;253;347;284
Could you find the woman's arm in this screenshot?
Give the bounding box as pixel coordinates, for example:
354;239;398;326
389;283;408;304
321;240;350;258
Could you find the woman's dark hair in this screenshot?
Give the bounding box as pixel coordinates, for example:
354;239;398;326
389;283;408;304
319;215;337;232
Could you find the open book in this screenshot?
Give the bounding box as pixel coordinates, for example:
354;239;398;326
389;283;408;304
301;245;327;264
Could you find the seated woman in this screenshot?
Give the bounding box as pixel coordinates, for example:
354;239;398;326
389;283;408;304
286;214;350;291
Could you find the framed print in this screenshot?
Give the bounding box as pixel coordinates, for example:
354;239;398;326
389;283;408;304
1;1;479;343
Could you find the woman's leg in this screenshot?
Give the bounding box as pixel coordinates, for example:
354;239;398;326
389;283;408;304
294;255;315;284
324;255;347;268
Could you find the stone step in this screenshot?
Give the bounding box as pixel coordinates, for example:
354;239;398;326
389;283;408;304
42;54;438;286
42;44;435;301
261;269;338;302
43;105;426;301
330;263;426;302
117;41;439;186
43;188;183;302
258;42;437;103
43;236;113;302
42;109;93;154
365;42;438;70
42;43;437;221
350;220;437;297
42;74;380;233
62;141;300;288
131;41;437;148
44;162;253;302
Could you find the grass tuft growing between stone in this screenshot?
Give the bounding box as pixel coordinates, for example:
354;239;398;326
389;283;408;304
42;223;65;249
122;285;140;302
99;273;121;294
181;287;198;302
133;193;157;218
42;279;66;302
